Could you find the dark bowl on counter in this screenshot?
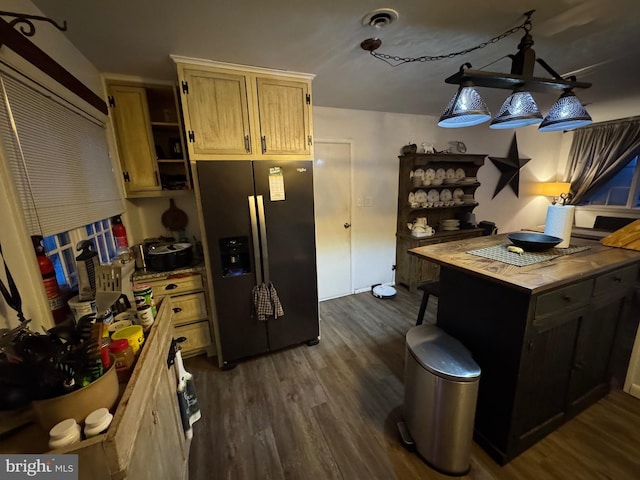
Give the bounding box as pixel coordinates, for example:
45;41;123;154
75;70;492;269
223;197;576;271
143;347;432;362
145;242;193;271
507;232;563;252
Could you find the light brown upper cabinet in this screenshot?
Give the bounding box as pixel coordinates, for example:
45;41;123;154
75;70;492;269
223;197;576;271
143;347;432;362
107;81;191;198
173;57;314;161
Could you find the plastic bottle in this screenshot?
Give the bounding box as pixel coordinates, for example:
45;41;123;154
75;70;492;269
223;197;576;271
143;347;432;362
48;418;81;450
84;408;113;438
75;240;99;301
108;339;135;382
31;236;68;325
111;215;129;248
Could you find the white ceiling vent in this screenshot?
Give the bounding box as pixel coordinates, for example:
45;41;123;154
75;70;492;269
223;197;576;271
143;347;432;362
362;8;399;29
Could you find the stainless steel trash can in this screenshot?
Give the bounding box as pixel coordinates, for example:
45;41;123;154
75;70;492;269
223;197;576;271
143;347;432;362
403;324;481;476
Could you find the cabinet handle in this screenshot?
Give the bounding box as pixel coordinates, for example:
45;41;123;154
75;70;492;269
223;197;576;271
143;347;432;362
244;135;250;153
563;295;572;302
173;307;182;314
261;136;267;153
528;339;534;351
613;276;622;283
574;361;585;370
152;409;159;425
165;283;178;290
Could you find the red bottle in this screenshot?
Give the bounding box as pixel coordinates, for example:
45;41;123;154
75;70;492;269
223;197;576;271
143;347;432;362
32;236;68;325
112;215;128;248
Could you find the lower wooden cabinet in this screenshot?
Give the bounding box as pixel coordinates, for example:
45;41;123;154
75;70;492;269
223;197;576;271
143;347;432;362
142;271;214;358
437;262;639;464
53;298;190;479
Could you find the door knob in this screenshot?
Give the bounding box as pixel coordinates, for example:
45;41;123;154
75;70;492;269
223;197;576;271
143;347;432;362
344;223;351;229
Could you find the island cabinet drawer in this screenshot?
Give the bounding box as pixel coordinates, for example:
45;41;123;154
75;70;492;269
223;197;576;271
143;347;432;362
148;274;204;298
592;264;639;298
171;292;208;326
534;280;593;320
175;320;211;355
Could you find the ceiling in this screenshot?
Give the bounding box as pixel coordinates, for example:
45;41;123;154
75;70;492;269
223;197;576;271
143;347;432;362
30;0;640;117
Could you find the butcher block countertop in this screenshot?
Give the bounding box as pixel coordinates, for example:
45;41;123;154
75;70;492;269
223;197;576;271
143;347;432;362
409;232;640;295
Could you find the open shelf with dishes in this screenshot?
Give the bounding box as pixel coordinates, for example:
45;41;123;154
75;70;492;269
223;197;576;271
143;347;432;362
395;153;486;291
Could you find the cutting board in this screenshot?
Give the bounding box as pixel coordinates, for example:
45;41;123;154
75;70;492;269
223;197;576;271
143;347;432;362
161;198;188;231
601;220;640;251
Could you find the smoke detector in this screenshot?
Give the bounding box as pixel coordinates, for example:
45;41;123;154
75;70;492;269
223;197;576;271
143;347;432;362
362;8;399;29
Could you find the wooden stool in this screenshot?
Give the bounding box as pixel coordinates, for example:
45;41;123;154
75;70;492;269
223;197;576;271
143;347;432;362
416;281;440;325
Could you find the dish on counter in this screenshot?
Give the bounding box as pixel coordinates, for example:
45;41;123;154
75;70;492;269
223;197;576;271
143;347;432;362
424;168;436;180
440;189;453;202
435;168;446;180
507;232;563;251
455;168;466;179
445;168;456;179
453;188;464;199
413;168;425;179
408;192;415;204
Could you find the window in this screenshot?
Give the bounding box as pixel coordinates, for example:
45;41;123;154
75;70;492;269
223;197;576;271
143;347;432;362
578;155;640;208
43;218;118;289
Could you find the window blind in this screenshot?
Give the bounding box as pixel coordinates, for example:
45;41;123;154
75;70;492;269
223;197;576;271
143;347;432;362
0;71;123;236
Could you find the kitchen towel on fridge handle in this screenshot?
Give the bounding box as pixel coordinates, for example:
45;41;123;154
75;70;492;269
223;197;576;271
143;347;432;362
252;282;284;321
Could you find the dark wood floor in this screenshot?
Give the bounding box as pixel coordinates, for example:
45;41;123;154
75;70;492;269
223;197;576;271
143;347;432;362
185;287;640;480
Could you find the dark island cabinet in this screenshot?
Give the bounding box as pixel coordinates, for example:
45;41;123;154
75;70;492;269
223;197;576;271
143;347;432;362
437;261;639;464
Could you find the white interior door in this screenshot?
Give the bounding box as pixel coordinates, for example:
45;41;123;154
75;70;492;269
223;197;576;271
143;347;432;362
314;142;352;301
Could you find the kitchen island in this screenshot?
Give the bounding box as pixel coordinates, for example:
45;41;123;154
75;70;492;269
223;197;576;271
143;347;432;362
409;233;640;464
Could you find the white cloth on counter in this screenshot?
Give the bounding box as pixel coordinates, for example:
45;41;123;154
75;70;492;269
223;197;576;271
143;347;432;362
544;204;575;248
252;282;284;321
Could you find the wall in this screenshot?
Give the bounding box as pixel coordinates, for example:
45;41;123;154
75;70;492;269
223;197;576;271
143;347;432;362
0;0;105;331
125;194;202;244
313;106;566;291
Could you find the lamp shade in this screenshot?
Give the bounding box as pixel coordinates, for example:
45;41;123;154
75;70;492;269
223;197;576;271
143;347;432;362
534;182;571;197
438;86;491;128
538;91;592;132
489;91;543;129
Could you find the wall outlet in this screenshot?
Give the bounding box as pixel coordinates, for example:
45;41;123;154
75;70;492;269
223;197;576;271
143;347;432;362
364;196;373;207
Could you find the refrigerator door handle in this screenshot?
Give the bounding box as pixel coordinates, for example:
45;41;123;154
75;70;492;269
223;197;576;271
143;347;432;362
248;195;263;285
256;195;270;284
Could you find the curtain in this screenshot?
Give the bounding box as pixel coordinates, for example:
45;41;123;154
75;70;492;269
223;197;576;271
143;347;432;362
563;118;640;204
0;70;124;236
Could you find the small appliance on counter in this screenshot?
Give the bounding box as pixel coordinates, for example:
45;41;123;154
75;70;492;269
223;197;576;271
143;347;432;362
145;242;193;272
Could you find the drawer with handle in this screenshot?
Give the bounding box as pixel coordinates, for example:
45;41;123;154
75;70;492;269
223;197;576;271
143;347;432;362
170;292;208;326
534;279;593;321
592;264;638;298
148;273;204;298
175;321;211;356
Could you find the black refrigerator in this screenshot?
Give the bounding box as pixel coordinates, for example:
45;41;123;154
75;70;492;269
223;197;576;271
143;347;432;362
196;160;319;367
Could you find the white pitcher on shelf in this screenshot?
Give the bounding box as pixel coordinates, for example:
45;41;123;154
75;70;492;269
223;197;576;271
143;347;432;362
408;217;434;237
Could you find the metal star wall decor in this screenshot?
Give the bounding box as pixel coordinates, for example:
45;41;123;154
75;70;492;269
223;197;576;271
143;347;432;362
488;134;530;198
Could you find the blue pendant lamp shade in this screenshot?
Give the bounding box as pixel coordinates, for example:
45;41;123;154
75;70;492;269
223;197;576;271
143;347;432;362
438;85;491;128
538;91;592;132
489;91;543;129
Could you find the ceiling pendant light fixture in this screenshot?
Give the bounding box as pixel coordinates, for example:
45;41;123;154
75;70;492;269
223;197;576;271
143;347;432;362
440;10;591;131
538;90;592;132
438;80;491;128
361;10;592;132
489;89;542;129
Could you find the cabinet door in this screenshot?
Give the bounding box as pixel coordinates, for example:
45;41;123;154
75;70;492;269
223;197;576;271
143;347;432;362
513;313;580;442
255;77;311;157
127;366;187;479
109;85;161;192
566;297;624;412
182;69;252;157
